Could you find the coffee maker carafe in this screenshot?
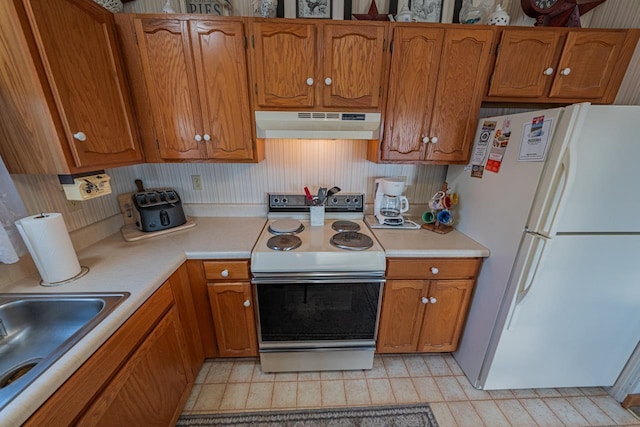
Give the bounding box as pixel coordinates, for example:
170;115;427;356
374;178;409;225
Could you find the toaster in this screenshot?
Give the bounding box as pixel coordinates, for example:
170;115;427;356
131;188;187;232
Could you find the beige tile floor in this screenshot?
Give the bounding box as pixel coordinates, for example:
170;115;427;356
181;354;640;426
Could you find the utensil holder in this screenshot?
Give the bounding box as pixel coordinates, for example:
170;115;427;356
310;206;325;226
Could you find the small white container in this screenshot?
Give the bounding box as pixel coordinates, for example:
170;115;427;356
487;4;510;26
310;206;325;226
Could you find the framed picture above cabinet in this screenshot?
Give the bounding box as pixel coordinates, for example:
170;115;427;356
296;0;332;18
283;0;349;19
182;0;233;15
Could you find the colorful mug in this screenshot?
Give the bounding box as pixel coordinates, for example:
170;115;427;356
422;211;435;224
437;209;453;225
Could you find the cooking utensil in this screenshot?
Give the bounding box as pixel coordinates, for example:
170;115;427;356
317;187;327;205
324;186;341;203
304;187;313;202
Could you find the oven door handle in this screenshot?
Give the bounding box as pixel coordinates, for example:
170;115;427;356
252;277;386;285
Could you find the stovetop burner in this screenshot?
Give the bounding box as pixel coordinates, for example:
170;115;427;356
269;219;304;235
267;235;302;251
252;194;385;273
330;232;374;251
331;220;361;233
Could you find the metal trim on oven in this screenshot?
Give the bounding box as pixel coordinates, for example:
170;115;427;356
252;274;385;285
259;340;377;350
260;345;376;353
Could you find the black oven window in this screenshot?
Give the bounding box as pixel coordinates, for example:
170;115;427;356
257;282;381;342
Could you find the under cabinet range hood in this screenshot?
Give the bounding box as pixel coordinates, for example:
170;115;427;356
255;111;381;140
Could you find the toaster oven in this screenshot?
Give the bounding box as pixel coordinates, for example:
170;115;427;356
131;188;186;232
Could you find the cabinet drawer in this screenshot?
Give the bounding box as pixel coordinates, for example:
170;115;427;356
203;260;250;281
386;258;481;279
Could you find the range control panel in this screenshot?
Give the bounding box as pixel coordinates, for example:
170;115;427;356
268;194;364;212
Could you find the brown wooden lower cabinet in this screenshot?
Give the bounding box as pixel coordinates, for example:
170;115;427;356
186;259;259;358
188;259;259;358
25;263;202;426
377;258;481;353
207;282;258;357
78;306;191;426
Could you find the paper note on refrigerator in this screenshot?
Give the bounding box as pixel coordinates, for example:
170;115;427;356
519;118;553;161
470;120;496;166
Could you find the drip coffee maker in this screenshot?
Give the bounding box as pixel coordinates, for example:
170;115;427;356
373;178;409;225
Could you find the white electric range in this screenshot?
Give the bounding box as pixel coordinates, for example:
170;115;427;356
250;194;386;372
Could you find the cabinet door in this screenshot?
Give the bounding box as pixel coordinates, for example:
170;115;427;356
191;20;254;160
377;279;428;353
382;26;443;162
549;31;627;99
135;18;206;160
207;282;258;357
418;279;475;352
23;0;142;169
78;307;191;426
488;29;563;98
426;28;494;163
252;22;316;108
322;23;387;109
168;263;204;379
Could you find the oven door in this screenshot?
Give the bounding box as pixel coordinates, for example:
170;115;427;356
252;274;385;350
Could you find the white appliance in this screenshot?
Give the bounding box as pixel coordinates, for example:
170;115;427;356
255;111;381;139
251;194;386;373
446;102;640;390
373;178;410;226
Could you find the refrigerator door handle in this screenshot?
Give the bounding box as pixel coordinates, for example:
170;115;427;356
506;233;550;330
528;106;586;239
536;139;579;238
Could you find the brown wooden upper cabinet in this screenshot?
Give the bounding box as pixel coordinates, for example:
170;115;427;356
134;17;257;162
486;28;639;104
0;0;142;174
249;19;389;111
370;25;495;164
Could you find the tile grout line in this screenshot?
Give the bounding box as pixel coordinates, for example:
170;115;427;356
514;397;559;427
187;356;633;426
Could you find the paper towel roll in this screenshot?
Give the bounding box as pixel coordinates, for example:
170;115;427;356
15;213;81;285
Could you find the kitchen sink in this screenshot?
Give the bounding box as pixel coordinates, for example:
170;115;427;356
0;292;129;411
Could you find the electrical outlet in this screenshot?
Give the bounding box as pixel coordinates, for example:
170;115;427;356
66;199;83;212
191;175;203;191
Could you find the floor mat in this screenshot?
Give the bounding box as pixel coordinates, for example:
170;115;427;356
176;403;438;426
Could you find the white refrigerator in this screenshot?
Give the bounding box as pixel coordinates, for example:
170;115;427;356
446;102;640;390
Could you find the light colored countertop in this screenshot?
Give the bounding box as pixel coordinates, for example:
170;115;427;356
370;227;490;258
1;215;486;426
1;217;266;427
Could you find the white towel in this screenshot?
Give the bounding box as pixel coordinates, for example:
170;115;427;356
0;155;27;264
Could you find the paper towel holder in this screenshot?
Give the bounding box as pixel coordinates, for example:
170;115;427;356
41;266;90;287
32;213;90;286
15;212;90;287
58;170;112;201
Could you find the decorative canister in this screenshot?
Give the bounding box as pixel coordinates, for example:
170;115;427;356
395;4;415;22
486;4;510;26
162;0;176;13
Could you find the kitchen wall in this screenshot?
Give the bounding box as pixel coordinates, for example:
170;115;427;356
3;140;446;286
4;0;640;285
12;140;447;231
